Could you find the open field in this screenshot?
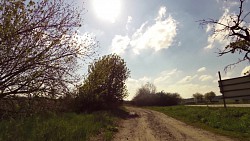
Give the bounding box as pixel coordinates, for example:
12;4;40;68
148;106;250;141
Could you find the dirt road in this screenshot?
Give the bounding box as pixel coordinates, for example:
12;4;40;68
113;107;235;141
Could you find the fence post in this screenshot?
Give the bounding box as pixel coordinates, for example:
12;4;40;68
218;71;226;108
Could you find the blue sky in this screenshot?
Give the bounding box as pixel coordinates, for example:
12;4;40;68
78;0;250;100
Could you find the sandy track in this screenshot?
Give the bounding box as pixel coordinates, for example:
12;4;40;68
113;107;235;141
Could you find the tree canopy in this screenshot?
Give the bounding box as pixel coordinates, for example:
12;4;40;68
0;0;97;99
77;54;130;111
204;91;216;103
193;93;203;103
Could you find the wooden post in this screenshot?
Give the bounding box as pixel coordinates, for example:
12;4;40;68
218;71;226;108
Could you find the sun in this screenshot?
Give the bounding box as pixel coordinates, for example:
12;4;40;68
93;0;121;23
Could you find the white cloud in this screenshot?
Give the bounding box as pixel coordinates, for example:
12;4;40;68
154;69;180;84
154;76;170;84
197;67;206;73
241;66;250;76
205;8;231;50
205;44;213;49
199;75;213;81
206;24;213;33
139;76;152;82
111;35;130;54
127;16;132;23
126;16;133;30
126;78;139;100
156;7;167;21
178;75;198;84
111;6;178;55
226;1;239;7
132;22;148;39
82;24;105;37
161;68;179;76
132;14;177;53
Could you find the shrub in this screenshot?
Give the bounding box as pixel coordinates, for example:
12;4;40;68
132;89;182;106
76;54;130;112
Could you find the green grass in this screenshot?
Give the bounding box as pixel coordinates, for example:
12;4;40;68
148;106;250;141
0;110;123;141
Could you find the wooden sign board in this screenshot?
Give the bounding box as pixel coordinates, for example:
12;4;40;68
218;75;250;98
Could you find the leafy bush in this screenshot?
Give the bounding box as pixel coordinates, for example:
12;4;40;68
193;93;204;103
204;91;216;103
76;54;130;112
133;89;182;106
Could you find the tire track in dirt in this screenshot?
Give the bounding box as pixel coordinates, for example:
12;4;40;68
113;106;235;141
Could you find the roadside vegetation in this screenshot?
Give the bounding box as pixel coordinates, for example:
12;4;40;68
0;111;119;141
132;83;182;106
76;54;130;112
0;106;129;141
149;106;250;141
0;1;130;140
0;53;130;140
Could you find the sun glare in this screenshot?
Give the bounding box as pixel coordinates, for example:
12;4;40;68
93;0;121;23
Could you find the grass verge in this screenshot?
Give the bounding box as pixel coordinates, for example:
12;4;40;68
0;108;128;141
148;106;250;141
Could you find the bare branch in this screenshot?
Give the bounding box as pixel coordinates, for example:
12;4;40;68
199;0;250;71
0;0;98;98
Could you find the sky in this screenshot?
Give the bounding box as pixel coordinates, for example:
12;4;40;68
78;0;250;100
